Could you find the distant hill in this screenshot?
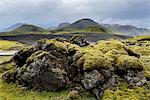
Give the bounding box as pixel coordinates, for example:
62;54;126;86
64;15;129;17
57;22;70;29
64;18;100;29
0;23;24;32
0;24;49;36
13;24;47;32
101;24;150;36
52;19;108;33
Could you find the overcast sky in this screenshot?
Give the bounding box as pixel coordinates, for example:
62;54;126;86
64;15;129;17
0;0;150;29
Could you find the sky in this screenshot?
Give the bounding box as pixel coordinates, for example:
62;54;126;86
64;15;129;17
0;0;150;29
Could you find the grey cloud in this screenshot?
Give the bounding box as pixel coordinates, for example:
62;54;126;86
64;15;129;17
0;0;149;29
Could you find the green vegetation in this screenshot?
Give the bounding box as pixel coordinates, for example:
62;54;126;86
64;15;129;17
0;76;69;100
128;35;150;42
0;36;150;100
12;24;47;32
0;56;12;64
51;19;109;34
116;55;143;70
140;56;150;80
82;26;107;33
125;35;150;79
103;82;150;100
0;24;50;36
0;40;25;50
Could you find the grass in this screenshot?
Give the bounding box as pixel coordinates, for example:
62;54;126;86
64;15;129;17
0;76;69;100
0;74;95;100
0;56;12;64
140;56;150;79
102;83;150;100
128;35;150;42
0;56;95;100
0;40;25;50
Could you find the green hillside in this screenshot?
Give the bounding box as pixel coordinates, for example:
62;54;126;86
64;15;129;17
51;19;109;34
0;24;49;36
13;24;47;32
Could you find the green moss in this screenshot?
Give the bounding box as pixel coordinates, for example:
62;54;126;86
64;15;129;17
82;26;107;33
0;40;25;50
26;50;49;64
0;62;16;74
93;40;128;54
128;35;150;42
67;90;81;100
104;49;126;64
75;45;113;70
44;38;80;53
140;56;150;79
74;39;143;71
129;46;150;55
116;55;143;70
102;82;150;100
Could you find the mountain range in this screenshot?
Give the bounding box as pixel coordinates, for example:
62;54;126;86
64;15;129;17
0;18;149;36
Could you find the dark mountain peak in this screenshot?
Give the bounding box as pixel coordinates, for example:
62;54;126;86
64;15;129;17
66;18;100;29
75;18;95;22
73;18;99;25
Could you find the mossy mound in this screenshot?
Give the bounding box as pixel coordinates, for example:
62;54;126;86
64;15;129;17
1;35;148;100
125;35;150;56
116;55;143;70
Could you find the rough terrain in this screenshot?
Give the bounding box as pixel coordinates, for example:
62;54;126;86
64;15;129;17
1;35;149;100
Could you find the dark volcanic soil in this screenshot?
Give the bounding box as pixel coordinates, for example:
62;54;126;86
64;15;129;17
0;33;130;45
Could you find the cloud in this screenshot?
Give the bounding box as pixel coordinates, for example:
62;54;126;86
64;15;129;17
0;0;149;29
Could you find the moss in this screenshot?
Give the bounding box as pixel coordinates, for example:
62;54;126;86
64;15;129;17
44;38;80;53
128;35;150;42
26;50;49;64
116;55;143;70
140;56;150;79
0;40;25;50
67;90;81;100
93;40;128;54
104;49;127;64
0;62;16;73
75;46;113;70
102;82;150;100
74;39;143;71
129;46;150;55
82;26;107;33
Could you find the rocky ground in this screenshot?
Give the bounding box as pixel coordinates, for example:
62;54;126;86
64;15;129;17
1;35;149;100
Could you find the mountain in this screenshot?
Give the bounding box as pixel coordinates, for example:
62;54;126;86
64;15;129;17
101;24;150;36
0;23;24;32
64;18;100;29
57;22;70;29
12;24;47;32
52;18;108;33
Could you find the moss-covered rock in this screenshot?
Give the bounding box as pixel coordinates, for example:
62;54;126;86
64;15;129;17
116;55;143;70
67;90;81;100
69;34;89;47
1;36;148;100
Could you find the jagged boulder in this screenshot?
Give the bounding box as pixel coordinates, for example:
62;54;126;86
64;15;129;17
1;36;148;100
69;34;89;47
